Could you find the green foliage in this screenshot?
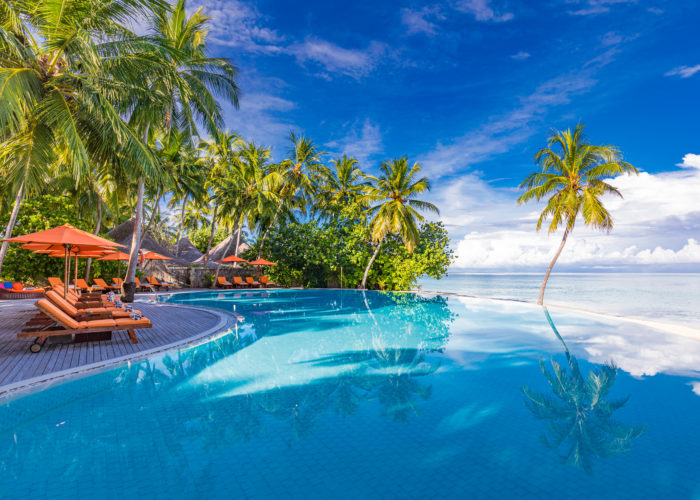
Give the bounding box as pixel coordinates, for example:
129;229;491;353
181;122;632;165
0;195;121;284
189;225;228;254
256;204;453;289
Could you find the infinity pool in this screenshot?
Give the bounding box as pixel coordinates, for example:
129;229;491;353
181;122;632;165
1;289;699;498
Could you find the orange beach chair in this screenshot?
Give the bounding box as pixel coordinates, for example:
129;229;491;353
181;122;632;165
217;277;233;288
19;299;151;352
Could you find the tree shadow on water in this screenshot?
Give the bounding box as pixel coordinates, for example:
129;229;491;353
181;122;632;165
521;308;647;475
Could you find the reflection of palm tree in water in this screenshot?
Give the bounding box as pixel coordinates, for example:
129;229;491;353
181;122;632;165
522;308;646;475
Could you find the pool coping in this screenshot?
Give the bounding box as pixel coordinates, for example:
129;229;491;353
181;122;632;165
0;301;237;401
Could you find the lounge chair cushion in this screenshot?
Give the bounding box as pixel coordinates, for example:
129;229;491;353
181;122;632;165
46;290;80;317
2;281;13;289
86;319;118;328
115;317;151;327
36;299;82;330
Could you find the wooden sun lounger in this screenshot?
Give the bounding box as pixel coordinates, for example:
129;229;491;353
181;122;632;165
0;283;44;300
75;278;100;292
260;276;276;287
94;278;120;291
146;277;171;290
134;278;154;291
19;299;151;352
245;277;261;287
217;277;233;288
232;277;245;288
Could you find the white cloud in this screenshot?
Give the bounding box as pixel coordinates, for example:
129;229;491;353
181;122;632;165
191;0;284;53
401;6;444;36
434;156;700;271
566;0;637;16
665;65;700;79
678;154;700;169
288;37;388;79
453;0;514;22
325;119;384;166
417;72;596;177
510;51;531;60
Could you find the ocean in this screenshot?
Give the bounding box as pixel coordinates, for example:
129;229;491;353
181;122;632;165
417;273;700;328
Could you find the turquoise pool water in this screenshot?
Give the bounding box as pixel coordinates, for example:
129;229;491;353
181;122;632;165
1;289;699;498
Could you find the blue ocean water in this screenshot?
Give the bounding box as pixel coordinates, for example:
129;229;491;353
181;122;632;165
419;273;700;327
0;289;699;499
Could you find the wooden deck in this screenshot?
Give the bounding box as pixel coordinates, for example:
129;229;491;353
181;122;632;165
0;296;231;393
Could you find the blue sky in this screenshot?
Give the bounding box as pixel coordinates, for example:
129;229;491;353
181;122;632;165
188;0;700;271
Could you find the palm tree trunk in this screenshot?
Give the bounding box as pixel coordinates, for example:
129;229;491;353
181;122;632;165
0;182;24;277
257;199;283;259
537;228;569;305
140;191;162;246
174;194;188;257
360;237;384;289
124;177;145;302
202;202;219;267
84;197;102;281
213;219;238;288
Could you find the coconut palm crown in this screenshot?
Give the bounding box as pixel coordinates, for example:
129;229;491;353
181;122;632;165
360;158;438;289
517;124;638;305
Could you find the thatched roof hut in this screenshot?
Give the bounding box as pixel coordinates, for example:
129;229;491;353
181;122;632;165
170;237;203;263
193;230;250;268
106;218;190;266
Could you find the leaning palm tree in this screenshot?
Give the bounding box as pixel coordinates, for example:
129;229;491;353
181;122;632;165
360;158;438;289
0;0;159;276
518;125;638;305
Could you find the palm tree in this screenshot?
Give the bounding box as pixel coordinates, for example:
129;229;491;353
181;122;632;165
257;132;324;257
360;158;438;289
198;130;243;267
518;125;638;305
122;0;240;298
0;0;159;276
315;155;369;218
522;308;646;475
212;141;280;284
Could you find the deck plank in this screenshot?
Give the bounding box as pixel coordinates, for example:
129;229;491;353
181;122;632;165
0;297;224;389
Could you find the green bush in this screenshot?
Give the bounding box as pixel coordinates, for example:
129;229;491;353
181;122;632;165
252;204;453;290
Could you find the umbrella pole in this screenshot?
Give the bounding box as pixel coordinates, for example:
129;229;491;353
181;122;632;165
63;245;69;299
74;253;78;288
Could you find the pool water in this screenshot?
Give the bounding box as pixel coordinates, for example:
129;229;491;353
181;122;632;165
1;289;699;499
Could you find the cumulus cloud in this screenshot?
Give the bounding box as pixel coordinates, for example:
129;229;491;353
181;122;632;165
665;65;700;79
453;0;514;22
325;119;384;166
434;155;700;271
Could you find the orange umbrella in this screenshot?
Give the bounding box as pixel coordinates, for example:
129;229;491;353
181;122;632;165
5;224;120;297
98;251;133;280
247;258;276;278
45;249;110;288
142;251;173;275
219;254;247;279
219;254;247;263
5;224;123;248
